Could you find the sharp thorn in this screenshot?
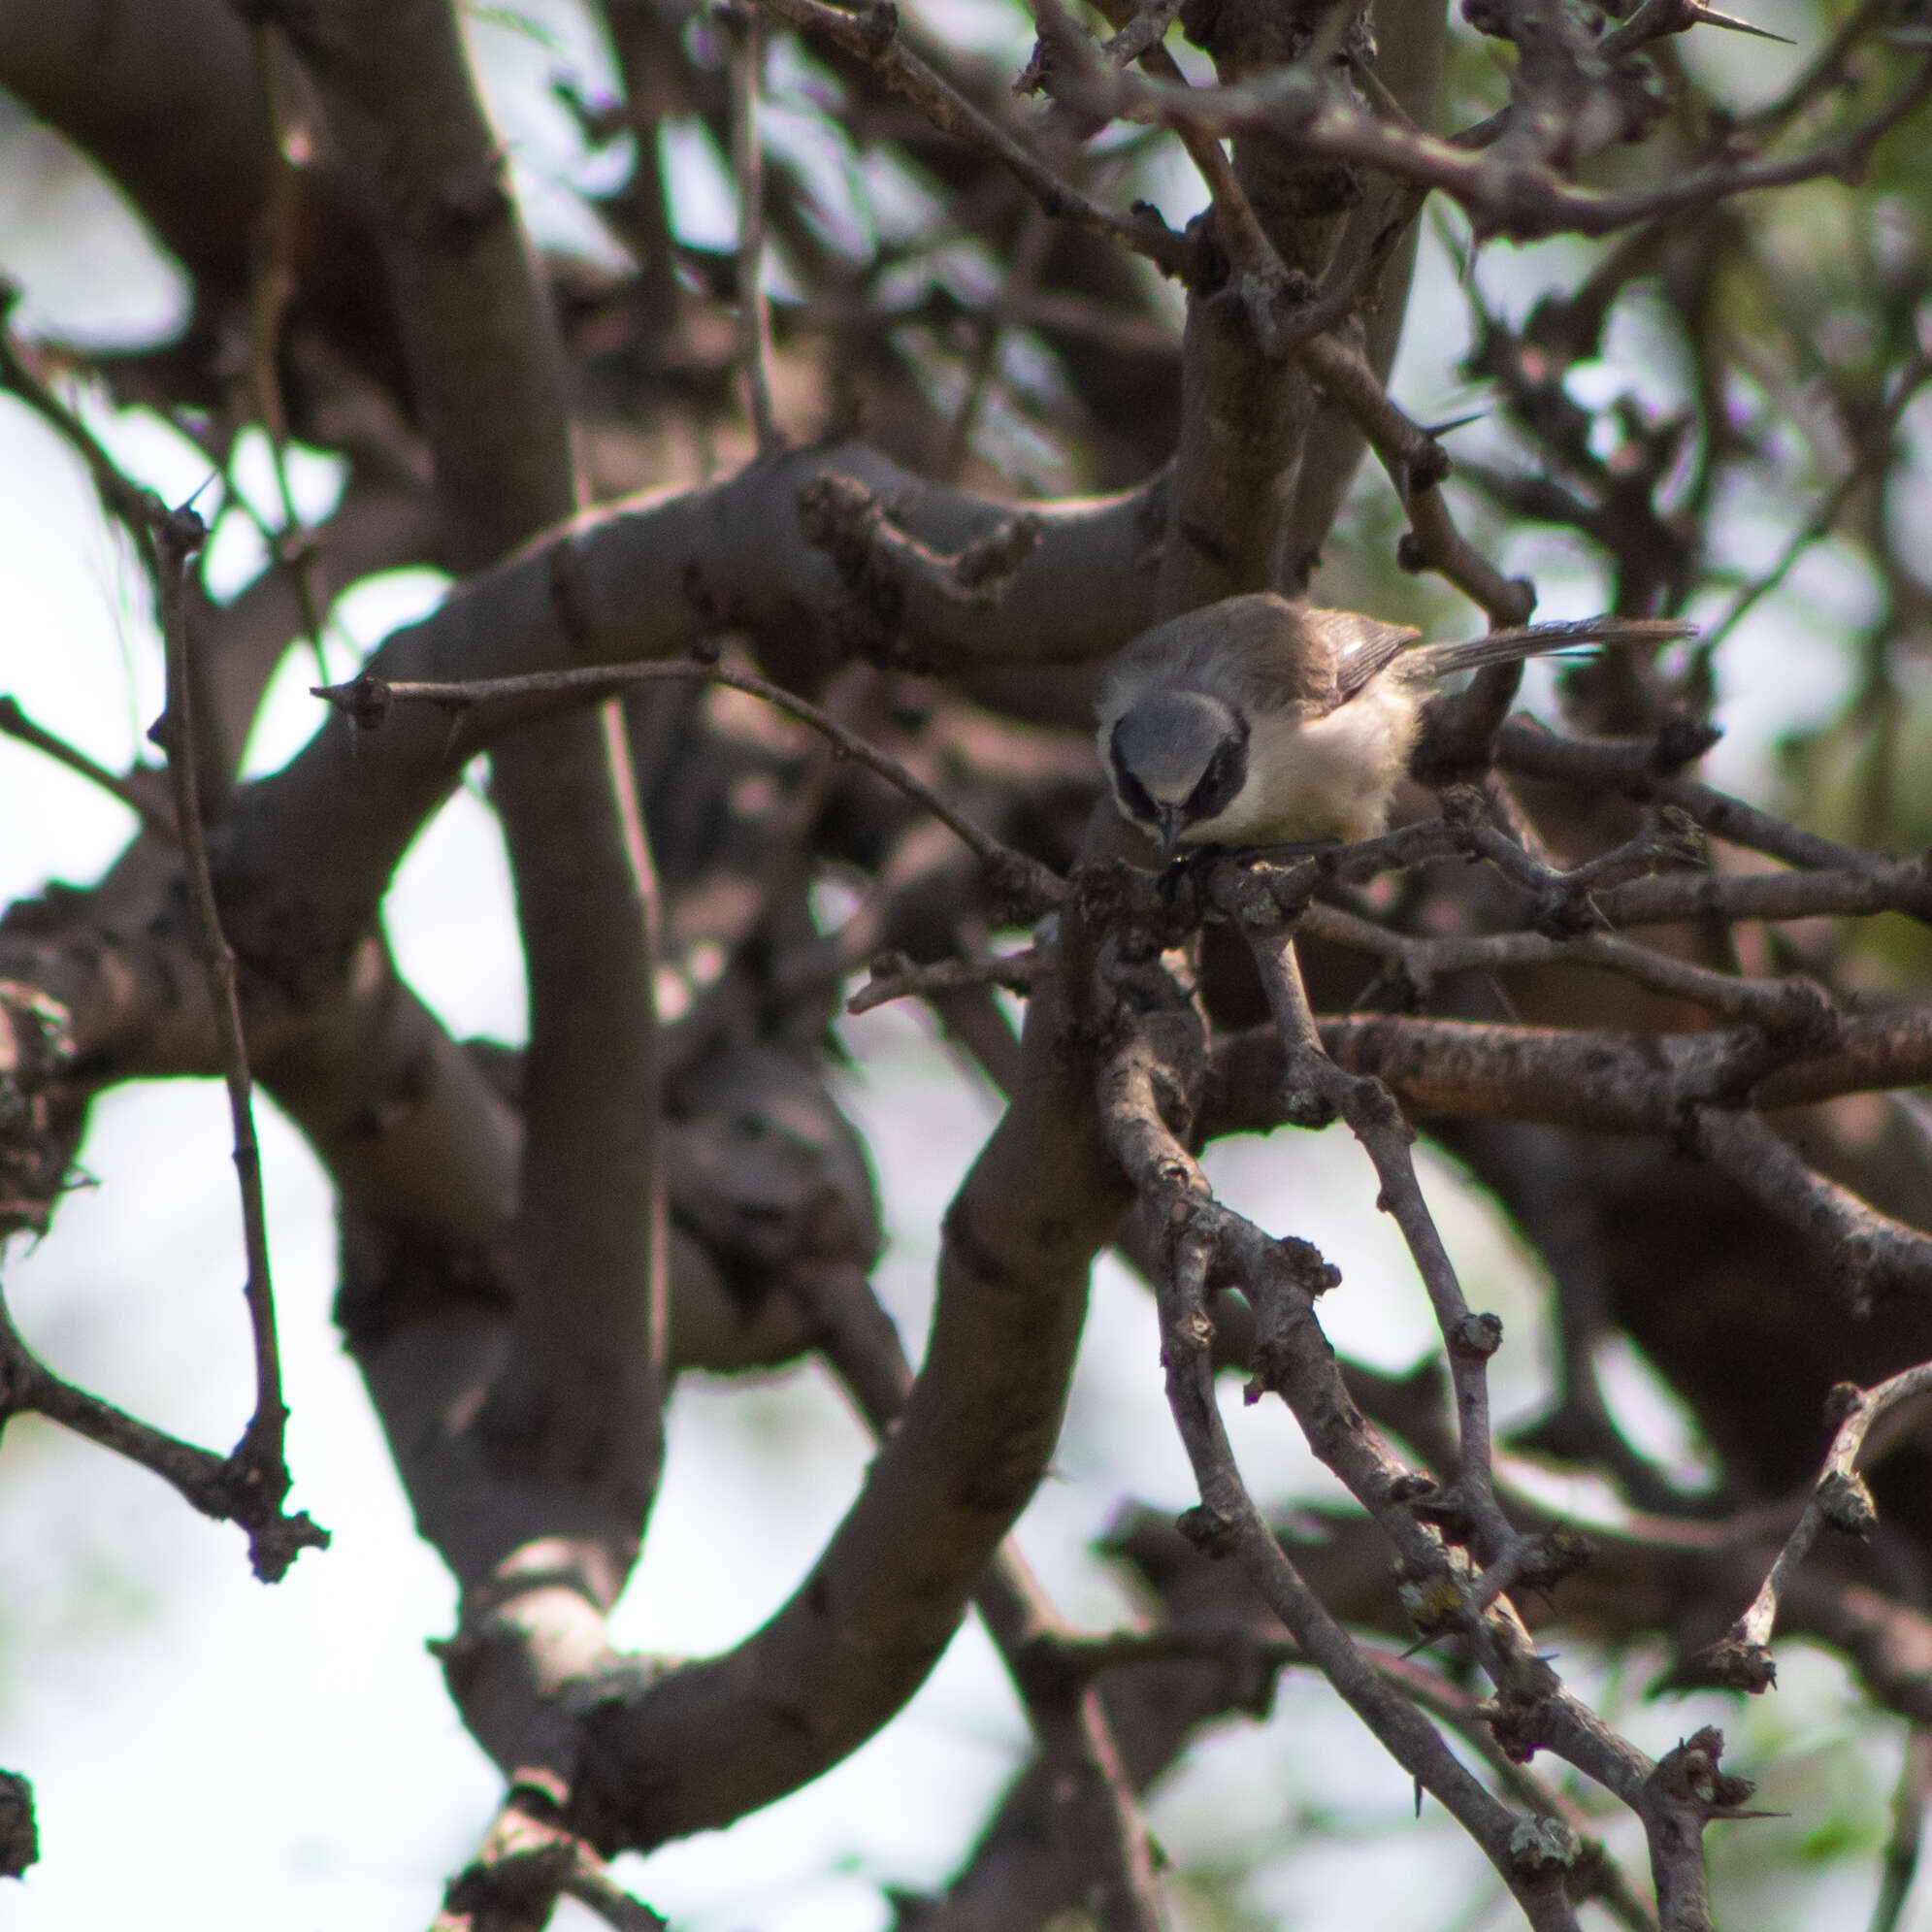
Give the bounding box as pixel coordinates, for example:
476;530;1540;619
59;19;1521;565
1421;409;1487;438
1684;4;1797;43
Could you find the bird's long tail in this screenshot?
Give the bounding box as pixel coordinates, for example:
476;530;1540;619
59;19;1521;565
1406;615;1696;682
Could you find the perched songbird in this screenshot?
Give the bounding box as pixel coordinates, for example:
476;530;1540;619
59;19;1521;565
1097;593;1693;854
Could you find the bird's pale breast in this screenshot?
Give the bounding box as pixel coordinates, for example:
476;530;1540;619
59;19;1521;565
1181;677;1423;844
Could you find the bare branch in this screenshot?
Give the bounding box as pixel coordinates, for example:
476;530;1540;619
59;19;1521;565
1493;717;1899;879
787;1261;1166;1932
1092;1011;1587;1929
150;503;320;1582
1869;1728;1932;1932
755;0;1199;278
1039;28;1932;242
312;660;1066;917
846;943;1049;1014
1689;1358;1932;1691
1099;0;1186;66
0;1283;269;1527
794;471;1045;612
1234;919;1517;1561
1198;1006;1932;1140
1295;331;1537;626
0;295;162;593
431;1782;668;1932
245;19;333;680
1690;344;1932;678
1693;1109;1932;1314
0;697;179;847
1300;900;1836;1031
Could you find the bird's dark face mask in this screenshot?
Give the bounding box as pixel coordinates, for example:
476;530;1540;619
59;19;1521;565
1181;728;1249;838
1109;693;1249;855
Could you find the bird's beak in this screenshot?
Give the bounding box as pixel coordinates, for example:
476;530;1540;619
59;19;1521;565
1156;804;1186;859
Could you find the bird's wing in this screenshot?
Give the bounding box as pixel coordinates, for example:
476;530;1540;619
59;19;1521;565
1399;615;1696;684
1097;598;1679;722
1320;608;1427;703
1098;593;1347;721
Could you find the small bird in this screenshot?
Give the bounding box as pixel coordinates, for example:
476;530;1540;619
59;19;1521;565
1097;593;1694;854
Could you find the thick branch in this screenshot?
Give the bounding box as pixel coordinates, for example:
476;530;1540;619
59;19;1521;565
1694;1109;1932;1313
1202;1008;1932;1140
216;444;1158;994
281;0;669;1825
562;908;1130;1850
790;1261;1164;1932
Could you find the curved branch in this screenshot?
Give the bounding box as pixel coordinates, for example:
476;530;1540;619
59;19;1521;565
313;659;1066;918
279;0;669;1818
1688;1358;1932;1691
217;444;1159;992
567;911;1130;1849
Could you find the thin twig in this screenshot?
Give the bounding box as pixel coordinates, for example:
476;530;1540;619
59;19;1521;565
1200;828;1932;938
1241;925;1517;1560
1734;0;1892;141
1099;0;1186;64
1093;1019;1586;1930
311;660;1065;916
0;696;179;846
1036;0;1535;624
1588;861;1932;931
846;942;1048;1014
1494;717;1897;878
1298;900;1835;1031
0;1286;243;1520
755;0;1198;278
0;296;162;595
1692;345;1932;680
1689;1355;1932;1689
1033;20;1932;242
945;204;1053;479
152;503;313;1582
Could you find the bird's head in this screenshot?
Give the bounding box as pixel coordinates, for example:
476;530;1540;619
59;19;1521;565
1105;689;1250;857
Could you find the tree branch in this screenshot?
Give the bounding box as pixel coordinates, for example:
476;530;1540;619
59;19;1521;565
0;697;179;848
1687;1358;1932;1691
757;0;1198;278
150;503;321;1582
312;658;1065;918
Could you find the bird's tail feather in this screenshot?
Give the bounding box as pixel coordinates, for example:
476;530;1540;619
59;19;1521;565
1407;615;1695;682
